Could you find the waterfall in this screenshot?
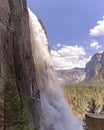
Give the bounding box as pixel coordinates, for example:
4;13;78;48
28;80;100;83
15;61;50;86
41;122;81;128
28;9;83;130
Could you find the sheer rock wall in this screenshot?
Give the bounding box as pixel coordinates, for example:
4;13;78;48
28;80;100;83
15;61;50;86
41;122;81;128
0;0;40;129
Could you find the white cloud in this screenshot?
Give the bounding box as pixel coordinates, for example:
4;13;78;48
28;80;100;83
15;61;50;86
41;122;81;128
51;45;91;70
89;16;104;36
56;43;61;47
90;40;102;50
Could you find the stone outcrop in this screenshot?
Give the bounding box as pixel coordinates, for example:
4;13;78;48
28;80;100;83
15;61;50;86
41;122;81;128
0;0;40;129
85;52;104;82
86;114;104;130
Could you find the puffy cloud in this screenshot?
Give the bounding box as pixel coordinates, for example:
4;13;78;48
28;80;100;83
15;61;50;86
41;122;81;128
90;40;102;50
89;16;104;36
56;43;61;47
51;45;91;70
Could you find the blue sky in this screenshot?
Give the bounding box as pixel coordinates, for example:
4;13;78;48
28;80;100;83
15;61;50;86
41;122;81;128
27;0;104;70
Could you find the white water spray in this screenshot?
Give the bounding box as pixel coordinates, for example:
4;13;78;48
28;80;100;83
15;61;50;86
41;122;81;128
28;9;83;130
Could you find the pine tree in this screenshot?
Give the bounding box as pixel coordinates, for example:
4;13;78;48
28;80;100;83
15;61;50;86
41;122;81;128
0;90;4;129
86;98;100;114
0;79;30;130
100;104;104;114
83;98;100;130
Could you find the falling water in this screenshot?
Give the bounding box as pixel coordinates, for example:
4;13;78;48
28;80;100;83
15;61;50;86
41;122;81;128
28;9;83;130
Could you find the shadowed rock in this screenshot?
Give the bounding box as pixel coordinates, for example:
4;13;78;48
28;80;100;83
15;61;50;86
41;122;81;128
0;0;40;129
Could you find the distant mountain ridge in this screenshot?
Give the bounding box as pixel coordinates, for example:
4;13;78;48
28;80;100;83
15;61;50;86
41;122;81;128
56;67;85;85
85;51;104;82
56;51;104;85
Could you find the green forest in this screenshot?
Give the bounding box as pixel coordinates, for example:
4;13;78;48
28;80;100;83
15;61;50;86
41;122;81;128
0;78;104;129
64;82;104;118
0;79;30;130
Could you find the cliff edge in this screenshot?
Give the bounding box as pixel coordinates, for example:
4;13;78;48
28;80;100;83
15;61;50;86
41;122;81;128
0;0;40;129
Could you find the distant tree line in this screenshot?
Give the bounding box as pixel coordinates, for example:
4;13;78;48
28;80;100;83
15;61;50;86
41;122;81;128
64;83;104;117
64;83;104;130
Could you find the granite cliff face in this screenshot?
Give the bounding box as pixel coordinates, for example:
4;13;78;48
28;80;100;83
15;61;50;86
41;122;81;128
0;0;40;129
56;52;104;85
85;52;104;82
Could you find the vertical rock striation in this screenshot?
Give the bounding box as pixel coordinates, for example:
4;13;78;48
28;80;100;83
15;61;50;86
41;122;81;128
0;0;40;129
85;52;104;82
